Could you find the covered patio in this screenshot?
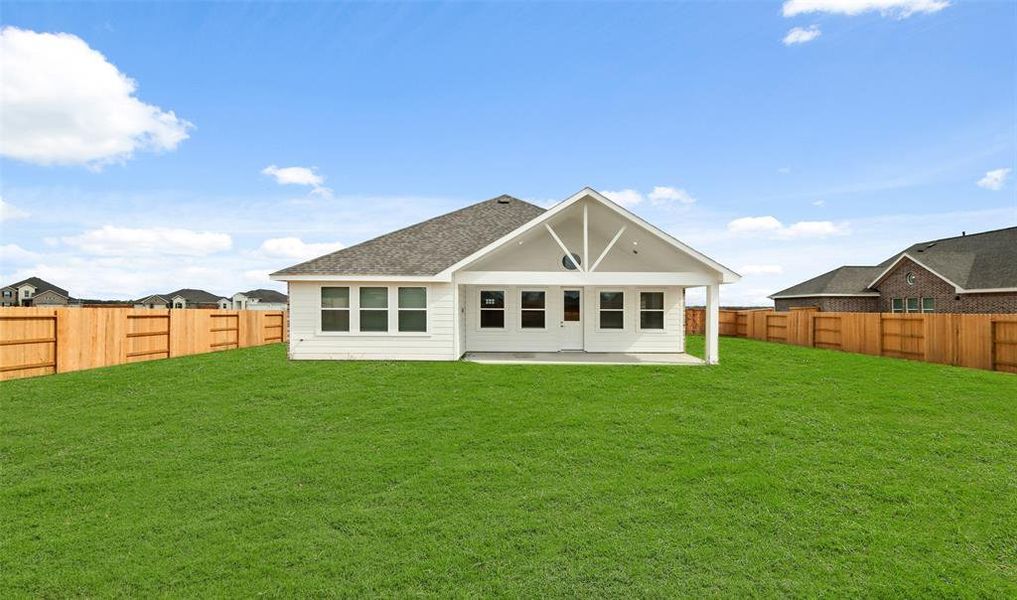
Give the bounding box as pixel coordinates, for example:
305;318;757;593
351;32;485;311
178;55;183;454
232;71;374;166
463;351;705;365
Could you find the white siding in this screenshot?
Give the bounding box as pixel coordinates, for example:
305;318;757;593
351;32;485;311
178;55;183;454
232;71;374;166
462;285;685;353
288;281;457;361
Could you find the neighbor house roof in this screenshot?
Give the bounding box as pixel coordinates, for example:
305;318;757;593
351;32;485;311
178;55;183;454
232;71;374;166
769;266;883;298
239;289;288;302
271;195;546;277
770;226;1017;298
870;226;1017;291
1;277;69;297
164;289;228;304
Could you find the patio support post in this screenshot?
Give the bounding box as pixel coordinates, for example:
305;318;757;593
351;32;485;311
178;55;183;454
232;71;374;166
705;283;720;364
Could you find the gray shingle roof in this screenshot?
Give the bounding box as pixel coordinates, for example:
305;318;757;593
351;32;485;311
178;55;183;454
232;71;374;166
883;226;1017;289
241;289;288;302
771;226;1017;298
164;289;228;304
770;266;883;297
272;195;546;277
2;276;68;297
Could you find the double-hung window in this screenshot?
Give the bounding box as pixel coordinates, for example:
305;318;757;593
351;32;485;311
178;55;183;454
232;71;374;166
905;297;919;313
921;297;935;313
639;292;664;330
520;291;546;329
480;290;505;328
398;287;427;332
360;287;389;332
891;298;904;313
321;287;350;331
599;291;624;329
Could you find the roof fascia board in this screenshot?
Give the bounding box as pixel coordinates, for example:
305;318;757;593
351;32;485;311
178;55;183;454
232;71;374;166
270;274;448;283
958;287;1017;294
455;270;720;286
768;292;881;299
868;253;965;292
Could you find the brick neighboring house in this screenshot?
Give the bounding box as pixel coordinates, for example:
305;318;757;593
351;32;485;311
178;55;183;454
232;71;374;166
0;277;71;307
770;226;1017;314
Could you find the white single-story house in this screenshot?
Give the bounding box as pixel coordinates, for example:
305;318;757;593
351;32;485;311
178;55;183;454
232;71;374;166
231;289;289;310
270;188;739;364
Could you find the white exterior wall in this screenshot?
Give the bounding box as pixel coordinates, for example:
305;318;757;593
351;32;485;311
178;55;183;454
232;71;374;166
246;301;288;311
288;281;457;361
461;285;684;353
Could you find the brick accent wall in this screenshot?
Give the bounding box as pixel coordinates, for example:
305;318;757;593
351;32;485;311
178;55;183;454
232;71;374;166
775;296;880;312
874;256;1017;313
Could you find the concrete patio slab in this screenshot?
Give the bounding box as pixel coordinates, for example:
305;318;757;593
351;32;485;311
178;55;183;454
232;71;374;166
462;351;705;366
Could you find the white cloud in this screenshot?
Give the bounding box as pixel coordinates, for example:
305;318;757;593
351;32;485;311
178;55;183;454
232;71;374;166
261;165;324;187
262;165;333;199
976;168;1011;191
0;27;192;167
812;199;826;207
777;167;792;175
602;189;644;208
648;186;697;205
782;0;950;18
739;264;784;275
727;216;784;234
0;197;30;221
257;237;344;261
783;25;822;45
243;270;272;284
0;243;40;264
62;226;232;256
727;215;848;238
781;220;846;238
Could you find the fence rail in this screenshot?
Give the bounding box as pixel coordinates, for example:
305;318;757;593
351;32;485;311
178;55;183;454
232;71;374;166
685;308;1016;374
1;308;288;381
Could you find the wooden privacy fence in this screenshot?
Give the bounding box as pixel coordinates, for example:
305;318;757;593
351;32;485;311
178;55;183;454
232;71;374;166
685;307;1017;374
0;308;287;381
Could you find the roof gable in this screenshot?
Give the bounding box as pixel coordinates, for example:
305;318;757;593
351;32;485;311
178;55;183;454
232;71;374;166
2;277;68;297
440;188;740;282
241;289;288;302
165;289;228;303
271;195;546;278
869;227;1017;291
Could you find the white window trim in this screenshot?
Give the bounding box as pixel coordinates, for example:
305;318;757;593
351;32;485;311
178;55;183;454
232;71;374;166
397;286;429;334
319;285;352;334
637;289;666;333
478;289;507;331
519;289;548;331
317;284;431;337
596;289;626;332
905;297;920;313
358;286;391;334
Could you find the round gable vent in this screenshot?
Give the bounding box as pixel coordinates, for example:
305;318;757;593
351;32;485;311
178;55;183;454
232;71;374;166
562;253;581;271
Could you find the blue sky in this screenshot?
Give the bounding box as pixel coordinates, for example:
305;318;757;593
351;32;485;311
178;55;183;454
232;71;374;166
1;0;1014;304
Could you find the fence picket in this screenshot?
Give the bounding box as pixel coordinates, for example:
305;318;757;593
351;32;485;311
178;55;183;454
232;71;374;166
685;307;1015;374
1;308;287;381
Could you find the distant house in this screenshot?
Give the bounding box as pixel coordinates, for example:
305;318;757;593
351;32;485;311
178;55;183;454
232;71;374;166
770;227;1017;313
231;289;288;310
1;277;70;307
134;289;230;309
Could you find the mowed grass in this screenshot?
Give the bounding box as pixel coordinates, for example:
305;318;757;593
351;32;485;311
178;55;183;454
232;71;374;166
2;337;1015;597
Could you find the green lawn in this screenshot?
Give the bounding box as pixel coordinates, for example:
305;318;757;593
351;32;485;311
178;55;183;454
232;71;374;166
2;338;1015;597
